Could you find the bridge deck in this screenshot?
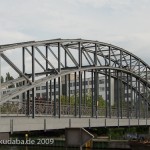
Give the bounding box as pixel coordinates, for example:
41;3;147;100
0;117;149;133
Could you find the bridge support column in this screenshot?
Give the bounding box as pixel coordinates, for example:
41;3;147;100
65;128;94;149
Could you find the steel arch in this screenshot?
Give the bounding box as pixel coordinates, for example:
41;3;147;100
0;39;150;119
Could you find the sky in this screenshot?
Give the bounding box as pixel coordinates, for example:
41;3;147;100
0;0;150;76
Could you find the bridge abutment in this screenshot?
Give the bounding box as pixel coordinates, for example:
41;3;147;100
0;132;9;140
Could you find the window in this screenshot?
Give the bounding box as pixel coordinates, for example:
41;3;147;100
36;86;40;90
3;91;6;94
70;83;72;87
41;86;46;90
36;93;40;97
85;81;88;85
70;90;74;94
99;79;104;84
42;92;46;98
124;93;131;98
82;81;88;85
12;96;19;99
107;94;109;99
89;81;92;85
100;87;105;91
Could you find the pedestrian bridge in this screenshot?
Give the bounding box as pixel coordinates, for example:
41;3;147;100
0;39;150;132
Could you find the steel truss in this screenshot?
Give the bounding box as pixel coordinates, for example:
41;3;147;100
0;39;150;119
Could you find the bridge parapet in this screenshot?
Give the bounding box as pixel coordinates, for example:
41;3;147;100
0;100;149;119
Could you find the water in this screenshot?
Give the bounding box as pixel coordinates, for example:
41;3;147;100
0;145;131;150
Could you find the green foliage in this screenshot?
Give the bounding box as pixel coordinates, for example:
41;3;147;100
136;126;148;134
60;93;105;108
1;76;4;83
61;95;75;105
5;72;15;88
109;128;125;140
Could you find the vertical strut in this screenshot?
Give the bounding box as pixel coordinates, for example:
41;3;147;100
79;71;82;118
130;75;133;119
91;70;94;117
135;79;138;118
50;81;52;102
84;71;86;108
94;70;98;118
74;72;77;117
46;46;49;101
58;42;61;118
22;47;28;115
79;42;82;118
138;79;141;118
120;71;123;119
146;67;148;120
32;46;35;118
22;47;25;100
108;46;111;118
105;69;108;118
127;74;129;118
94;44;98;118
108;69;111;118
117;71;120;118
54;79;56;116
68;74;70;110
64;48;68;105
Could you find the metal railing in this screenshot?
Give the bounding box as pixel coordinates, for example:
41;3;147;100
0;100;149;119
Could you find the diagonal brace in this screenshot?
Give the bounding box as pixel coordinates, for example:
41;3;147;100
25;47;45;71
1;53;31;84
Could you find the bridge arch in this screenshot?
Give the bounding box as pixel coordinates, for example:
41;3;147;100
0;39;150;119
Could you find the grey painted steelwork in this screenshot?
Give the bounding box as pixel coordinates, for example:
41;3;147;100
0;117;150;133
0;38;150;122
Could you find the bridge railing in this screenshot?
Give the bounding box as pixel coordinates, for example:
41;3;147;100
0;100;149;119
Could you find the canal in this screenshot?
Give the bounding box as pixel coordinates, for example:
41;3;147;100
0;145;131;150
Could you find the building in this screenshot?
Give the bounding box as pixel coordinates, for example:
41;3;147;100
1;74;114;106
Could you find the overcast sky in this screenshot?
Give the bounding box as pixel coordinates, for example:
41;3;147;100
0;0;150;68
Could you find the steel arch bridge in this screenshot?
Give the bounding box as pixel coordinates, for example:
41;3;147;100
0;38;150;121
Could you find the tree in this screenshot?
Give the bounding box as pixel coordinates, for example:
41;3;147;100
1;76;4;83
98;95;105;108
5;72;15;88
61;95;75;105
